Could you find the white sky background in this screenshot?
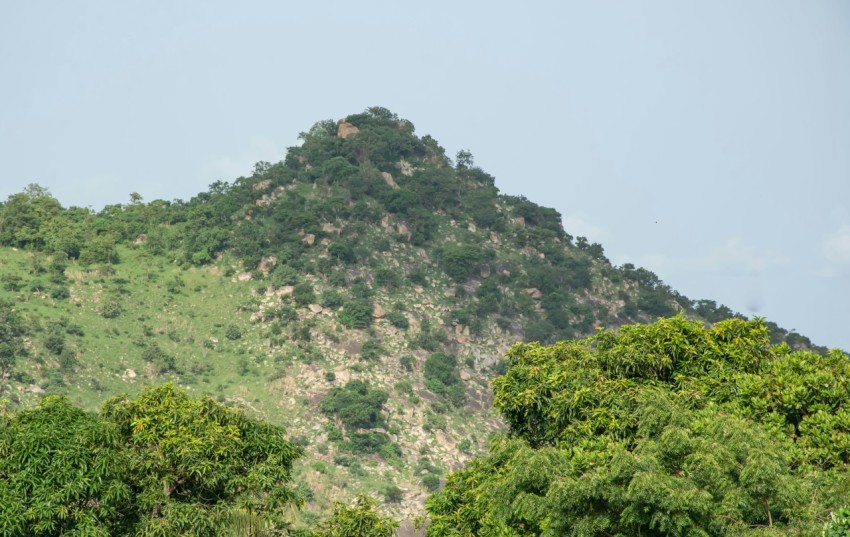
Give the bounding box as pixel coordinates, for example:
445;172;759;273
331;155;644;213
1;1;848;350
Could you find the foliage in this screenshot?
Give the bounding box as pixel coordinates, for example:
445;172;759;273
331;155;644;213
321;380;388;430
0;300;28;375
101;383;303;535
825;508;850;537
424;352;465;407
339;297;373;329
0;384;303;536
426;316;850;536
314;495;398;537
0;396;132;536
293;281;316;306
437;243;493;282
386;311;409;330
225;323;243;340
360;338;385;361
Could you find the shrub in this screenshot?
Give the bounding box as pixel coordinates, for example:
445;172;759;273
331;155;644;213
321;289;344;309
424;352;465;407
422;473;441;491
44;331;65;355
386;311;409;330
374;267;400;289
65;324;84;336
50;286;70;300
99;297;122;319
339;298;373;329
165;275;185;294
224;324;242;340
383;484;403;504
360;338;385;361
825;508;850;537
343;431;391;454
321;380;388;430
292;281;316;306
423;411;447;432
400;355;416;372
437;243;493;282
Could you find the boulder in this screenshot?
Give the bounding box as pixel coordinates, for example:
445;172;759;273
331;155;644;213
525;287;542;300
381;171;400;190
337;119;359;139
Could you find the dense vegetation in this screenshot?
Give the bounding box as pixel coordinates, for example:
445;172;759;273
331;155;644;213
426;316;850;536
0;108;819;350
0;384;303;536
0;107;840;533
1;317;847;535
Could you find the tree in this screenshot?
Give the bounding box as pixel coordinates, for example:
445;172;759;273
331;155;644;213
314;495;398;537
0;300;28;376
100;383;303;535
321;380;388;430
0;396;132;536
426;316;850;536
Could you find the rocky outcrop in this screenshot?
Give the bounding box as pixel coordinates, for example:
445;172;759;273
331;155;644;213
337;119;359;139
382;172;400;190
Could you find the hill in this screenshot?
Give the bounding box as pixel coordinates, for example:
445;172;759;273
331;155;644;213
0;107;826;528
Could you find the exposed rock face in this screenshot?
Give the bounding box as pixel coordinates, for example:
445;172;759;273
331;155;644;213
253;179;271;191
382;171;400;190
258;256;277;274
322;223;341;235
337;119;360;139
525;287;542;300
303;234;316;246
373;304;386;319
397;159;414;176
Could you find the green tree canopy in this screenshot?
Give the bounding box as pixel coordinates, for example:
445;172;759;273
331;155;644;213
314;495;399;537
0;383;303;536
426;316;850;536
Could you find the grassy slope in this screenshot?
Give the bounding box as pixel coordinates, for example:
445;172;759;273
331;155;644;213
0;244;504;523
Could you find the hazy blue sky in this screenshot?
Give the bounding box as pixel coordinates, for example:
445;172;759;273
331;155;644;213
2;1;849;350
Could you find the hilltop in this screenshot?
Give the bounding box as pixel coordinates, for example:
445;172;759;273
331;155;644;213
0;107;824;527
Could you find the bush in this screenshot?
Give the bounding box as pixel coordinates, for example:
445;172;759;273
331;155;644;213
825;508;850;537
321;380;388;430
50;286;70;300
165;275;185;294
343;431;392;454
57;348;77;371
422;473;441;491
383;484;403;504
65;324;84;336
360;338;385;361
141;343;176;373
44;331;65;355
374;267;400;289
339;298;373;329
292;281;316;306
99;297;122;319
400;354;415;372
224;324;242;340
321;289;344;309
386;311;409;330
423;411;447;432
437;243;493;282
